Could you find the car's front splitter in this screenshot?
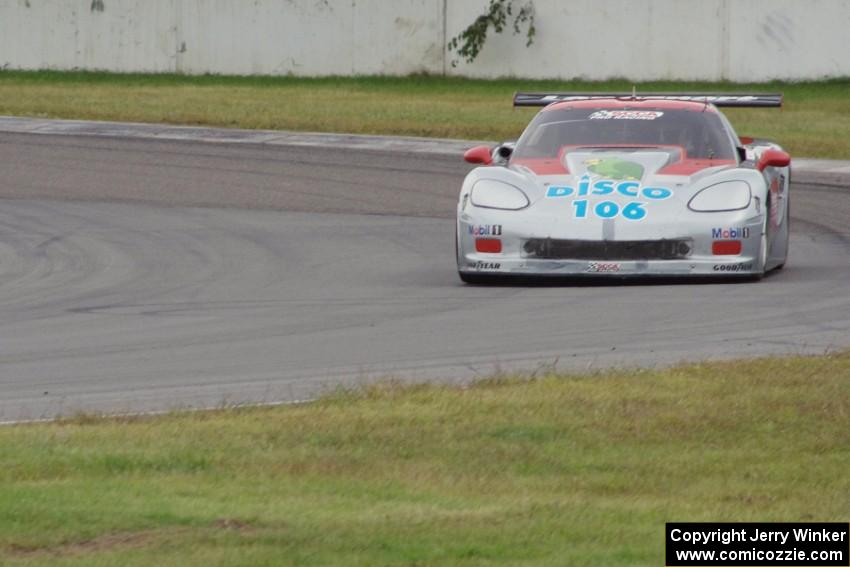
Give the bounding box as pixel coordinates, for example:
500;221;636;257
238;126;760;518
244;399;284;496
459;256;761;277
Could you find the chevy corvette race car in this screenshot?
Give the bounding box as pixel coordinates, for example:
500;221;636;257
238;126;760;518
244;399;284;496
457;92;791;282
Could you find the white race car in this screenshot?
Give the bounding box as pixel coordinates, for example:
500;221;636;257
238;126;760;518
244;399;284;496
457;93;790;282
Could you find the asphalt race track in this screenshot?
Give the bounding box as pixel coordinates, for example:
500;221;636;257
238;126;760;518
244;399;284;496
1;132;849;420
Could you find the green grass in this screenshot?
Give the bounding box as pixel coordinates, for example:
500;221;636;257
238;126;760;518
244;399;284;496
1;71;850;158
1;352;848;566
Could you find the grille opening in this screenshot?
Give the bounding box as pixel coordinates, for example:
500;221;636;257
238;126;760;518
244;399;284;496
523;238;692;261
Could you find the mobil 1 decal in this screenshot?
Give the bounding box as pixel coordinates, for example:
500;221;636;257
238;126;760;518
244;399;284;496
545;169;673;222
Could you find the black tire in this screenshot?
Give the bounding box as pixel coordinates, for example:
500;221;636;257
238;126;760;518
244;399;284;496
456;224;496;284
757;191;773;278
775;200;789;270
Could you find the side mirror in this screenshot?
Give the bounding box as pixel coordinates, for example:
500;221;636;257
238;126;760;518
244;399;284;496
496;144;513;160
757;148;791;172
464;145;493;165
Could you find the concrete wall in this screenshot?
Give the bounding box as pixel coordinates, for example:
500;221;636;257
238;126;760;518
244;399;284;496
448;0;850;81
1;0;849;81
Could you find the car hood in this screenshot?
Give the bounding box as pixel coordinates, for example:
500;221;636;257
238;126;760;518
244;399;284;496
510;149;739;201
467;149;764;240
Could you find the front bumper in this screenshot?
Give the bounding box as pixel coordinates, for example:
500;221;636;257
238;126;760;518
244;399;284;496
457;212;764;278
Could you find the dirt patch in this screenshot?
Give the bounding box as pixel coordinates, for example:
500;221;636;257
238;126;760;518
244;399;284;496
212;517;256;533
4;520;263;559
5;528;187;558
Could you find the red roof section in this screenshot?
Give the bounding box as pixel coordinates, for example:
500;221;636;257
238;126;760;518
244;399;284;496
543;98;719;113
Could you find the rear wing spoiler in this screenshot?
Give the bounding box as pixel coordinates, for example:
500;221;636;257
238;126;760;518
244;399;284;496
513;92;783;108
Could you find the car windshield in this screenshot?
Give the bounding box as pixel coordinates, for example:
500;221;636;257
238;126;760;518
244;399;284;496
513;106;737;161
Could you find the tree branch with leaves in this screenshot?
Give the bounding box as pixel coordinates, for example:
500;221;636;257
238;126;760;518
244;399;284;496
447;0;536;67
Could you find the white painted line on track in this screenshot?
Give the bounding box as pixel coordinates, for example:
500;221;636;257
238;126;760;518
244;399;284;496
0;397;316;427
0;115;490;156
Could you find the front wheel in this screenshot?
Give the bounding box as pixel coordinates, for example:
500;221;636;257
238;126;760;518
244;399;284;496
775;200;790;270
754;200;770;280
456;224;492;284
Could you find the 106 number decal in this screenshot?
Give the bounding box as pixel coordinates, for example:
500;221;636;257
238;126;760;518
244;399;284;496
572;200;647;221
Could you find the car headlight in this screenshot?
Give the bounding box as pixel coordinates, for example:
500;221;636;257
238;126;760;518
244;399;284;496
688;181;752;212
470;179;530;210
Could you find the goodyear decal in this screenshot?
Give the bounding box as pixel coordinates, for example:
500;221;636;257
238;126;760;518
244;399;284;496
713;263;753;272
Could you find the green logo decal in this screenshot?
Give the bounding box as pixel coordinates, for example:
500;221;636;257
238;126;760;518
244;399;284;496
584;158;644;181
